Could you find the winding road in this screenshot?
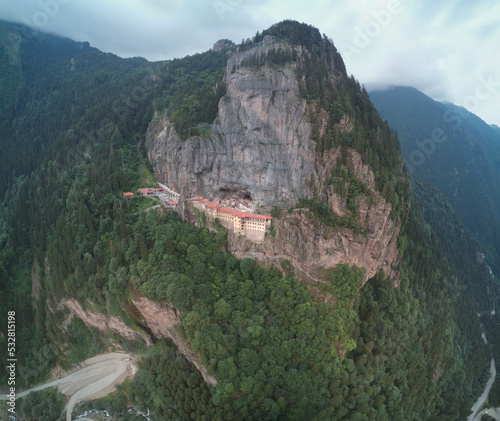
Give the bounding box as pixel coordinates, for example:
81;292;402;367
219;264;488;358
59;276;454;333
468;359;497;420
1;353;136;421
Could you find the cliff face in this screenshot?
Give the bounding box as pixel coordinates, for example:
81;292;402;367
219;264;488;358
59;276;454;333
228;199;399;286
59;297;216;386
133;297;217;386
59;299;151;345
147;37;318;204
146;35;401;285
227;148;401;286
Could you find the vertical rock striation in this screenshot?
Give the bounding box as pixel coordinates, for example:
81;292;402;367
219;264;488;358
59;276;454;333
146;37;317;204
146;35;401;284
226;148;401;286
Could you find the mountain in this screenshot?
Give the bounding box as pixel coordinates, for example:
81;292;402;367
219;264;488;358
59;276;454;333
0;20;497;420
370;86;500;275
146;31;406;286
441;102;500;178
0;21;159;197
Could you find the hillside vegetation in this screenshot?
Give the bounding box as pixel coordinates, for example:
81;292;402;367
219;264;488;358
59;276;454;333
0;20;497;420
370;86;500;275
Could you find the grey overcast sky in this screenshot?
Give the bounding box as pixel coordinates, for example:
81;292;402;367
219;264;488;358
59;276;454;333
1;0;499;125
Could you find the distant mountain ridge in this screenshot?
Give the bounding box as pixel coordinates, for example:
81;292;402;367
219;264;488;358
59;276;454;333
441;102;500;178
1;20;498;420
370;86;500;274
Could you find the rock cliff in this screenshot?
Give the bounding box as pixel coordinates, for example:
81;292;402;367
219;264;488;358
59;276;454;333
132;297;217;386
59;297;216;386
59;299;151;345
147;37;318;204
227;148;401;286
146;35;401;285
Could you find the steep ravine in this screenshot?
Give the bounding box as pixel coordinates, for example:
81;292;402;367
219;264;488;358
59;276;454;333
59;298;217;386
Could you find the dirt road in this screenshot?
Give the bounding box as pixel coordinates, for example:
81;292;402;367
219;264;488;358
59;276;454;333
1;352;136;421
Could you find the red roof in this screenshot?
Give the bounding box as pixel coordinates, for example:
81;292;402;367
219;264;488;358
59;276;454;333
217;207;238;215
157;188;163;191
201;198;211;203
206;202;220;209
123;192;134;197
168;201;178;205
238;212;272;220
215;206;272;220
139;189;148;193
229;209;272;220
147;190;153;194
192;196;203;201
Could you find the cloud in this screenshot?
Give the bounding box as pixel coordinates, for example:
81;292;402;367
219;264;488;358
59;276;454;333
0;0;498;124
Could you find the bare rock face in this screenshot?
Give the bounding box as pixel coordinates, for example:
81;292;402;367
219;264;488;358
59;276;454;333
146;36;401;284
228;197;399;286
211;39;234;52
58;297;217;386
133;297;217;386
59;299;152;345
227;149;401;286
146;38;318;204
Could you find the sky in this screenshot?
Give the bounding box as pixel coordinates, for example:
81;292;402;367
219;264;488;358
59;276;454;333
1;0;499;126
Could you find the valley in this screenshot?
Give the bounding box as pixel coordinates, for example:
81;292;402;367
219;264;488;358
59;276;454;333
0;19;499;420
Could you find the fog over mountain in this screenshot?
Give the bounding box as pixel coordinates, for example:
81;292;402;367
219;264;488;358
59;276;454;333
1;18;500;421
1;0;499;125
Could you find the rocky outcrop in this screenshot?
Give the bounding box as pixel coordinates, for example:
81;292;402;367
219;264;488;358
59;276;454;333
59;297;217;387
59;299;152;345
211;39;235;53
146;36;401;285
133;297;217;386
147;37;318;205
227;149;401;286
228;200;399;286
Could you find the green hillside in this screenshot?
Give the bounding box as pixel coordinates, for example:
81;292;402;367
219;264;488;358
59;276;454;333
0;21;496;420
370;86;500;275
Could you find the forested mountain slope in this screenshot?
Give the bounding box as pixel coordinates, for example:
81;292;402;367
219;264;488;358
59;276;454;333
441;102;500;179
370;86;500;275
0;20;496;420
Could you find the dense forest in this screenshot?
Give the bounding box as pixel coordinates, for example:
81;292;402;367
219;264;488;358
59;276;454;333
370;86;500;275
0;20;498;420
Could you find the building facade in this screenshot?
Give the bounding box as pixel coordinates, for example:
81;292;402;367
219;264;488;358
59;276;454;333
214;206;272;235
189;197;272;241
